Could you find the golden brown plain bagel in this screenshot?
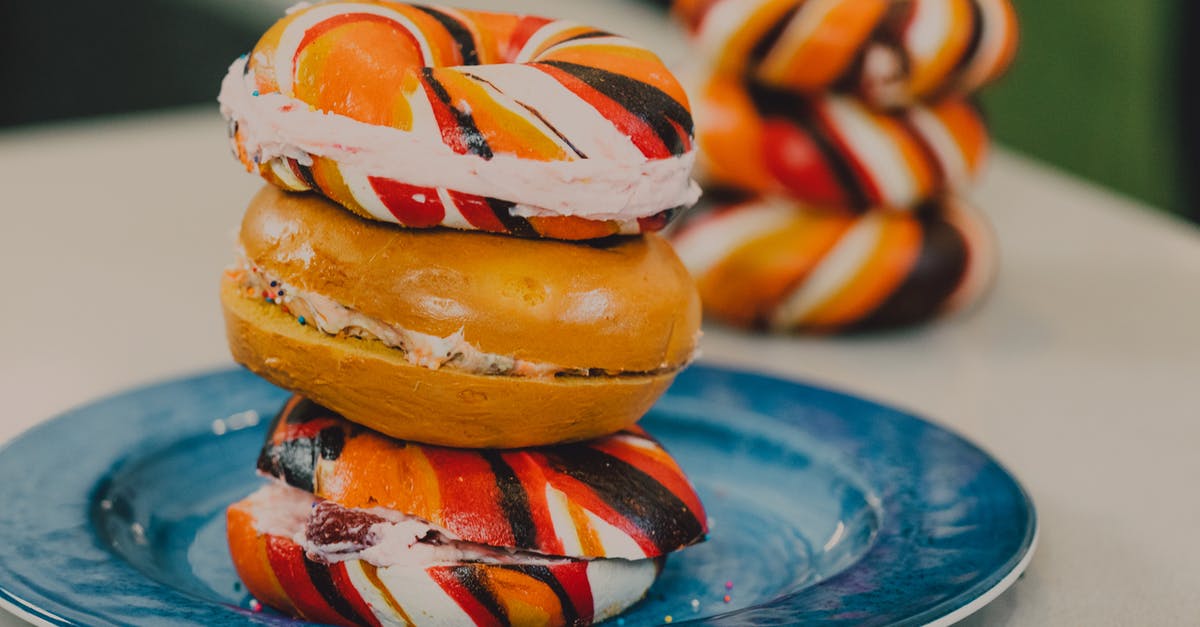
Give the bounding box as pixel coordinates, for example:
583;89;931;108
240;186;701;373
221;278;682;448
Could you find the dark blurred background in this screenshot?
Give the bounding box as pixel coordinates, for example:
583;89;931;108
2;0;1195;222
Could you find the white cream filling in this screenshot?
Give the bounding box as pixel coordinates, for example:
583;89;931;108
218;56;701;222
235;257;565;378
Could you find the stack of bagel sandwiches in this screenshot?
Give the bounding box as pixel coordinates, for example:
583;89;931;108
216;2;708;625
668;0;1019;332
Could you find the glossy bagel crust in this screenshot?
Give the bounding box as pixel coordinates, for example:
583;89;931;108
222;277;682;448
255;396;709;560
239;186;701;374
227;498;663;627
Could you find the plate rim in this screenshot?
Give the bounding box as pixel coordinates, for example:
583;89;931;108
0;364;1037;626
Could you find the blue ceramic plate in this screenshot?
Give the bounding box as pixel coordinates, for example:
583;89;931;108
0;365;1035;626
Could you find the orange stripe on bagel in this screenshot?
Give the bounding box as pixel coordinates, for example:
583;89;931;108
566;500;605;557
292;16;423;127
759;0;889;91
428;69;570;160
526;215;620;240
804;214;923;328
486;567;563;626
697;77;777;191
361;564;416;627
226;504;293;615
314;434;444;525
310;158;370;219
931;99;989;174
907;0;975;98
700;208;851;327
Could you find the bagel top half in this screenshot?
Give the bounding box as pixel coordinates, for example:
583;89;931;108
222;187;701;447
218;0;700;239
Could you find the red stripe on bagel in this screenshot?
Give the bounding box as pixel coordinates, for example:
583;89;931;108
533;63;671;159
448;190;508;233
550;562;595;624
421;447;516;548
368;178;447;227
506;16;556;61
264;535;347;626
329;562;383;627
761;118;856;208
500;452;564;555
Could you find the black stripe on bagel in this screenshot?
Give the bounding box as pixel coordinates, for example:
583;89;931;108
453;565;512;627
538;60;693;155
749;5;799;66
303;556;373;626
539;445;704;554
851;205;970;331
487;198;538;237
480;451;539;549
413;5;480;65
421;67;493;159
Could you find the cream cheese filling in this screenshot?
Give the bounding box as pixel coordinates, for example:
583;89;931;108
247;482;587;568
231;253;690;378
232;257;565;378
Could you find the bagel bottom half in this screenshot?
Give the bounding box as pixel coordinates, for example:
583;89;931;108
227;491;662;627
221;278;679;448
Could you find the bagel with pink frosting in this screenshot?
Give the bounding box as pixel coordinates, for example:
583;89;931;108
219;0;700;240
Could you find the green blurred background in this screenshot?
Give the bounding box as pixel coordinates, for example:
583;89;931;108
982;1;1187;215
2;0;1194;220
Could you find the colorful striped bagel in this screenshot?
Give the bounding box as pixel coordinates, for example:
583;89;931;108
675;0;1018;109
669;194;995;331
219;1;700;241
255;396;708;561
696;75;988;211
228;396;706;626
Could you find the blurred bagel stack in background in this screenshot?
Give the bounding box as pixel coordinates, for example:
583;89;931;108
668;0;1019;332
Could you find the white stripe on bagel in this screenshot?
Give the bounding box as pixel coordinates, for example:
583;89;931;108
672;199;797;279
820;97;917;208
771;211;886;329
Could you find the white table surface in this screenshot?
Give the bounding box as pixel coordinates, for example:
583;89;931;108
3;3;1200;625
